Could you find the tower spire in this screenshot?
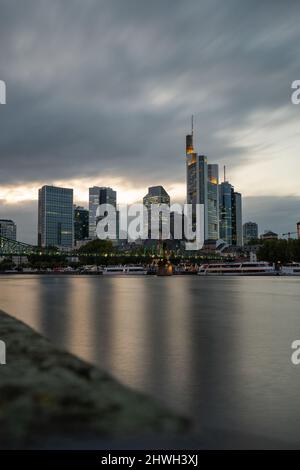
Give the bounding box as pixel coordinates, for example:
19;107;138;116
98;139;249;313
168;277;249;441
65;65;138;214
186;115;195;156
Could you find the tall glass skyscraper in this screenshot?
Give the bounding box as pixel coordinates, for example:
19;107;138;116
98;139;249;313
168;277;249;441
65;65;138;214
207;164;219;240
232;191;243;246
143;186;170;239
186;128;208;240
219;182;243;246
74;206;89;243
88;187;117;239
219;181;233;244
38;185;74;248
143;186;170;207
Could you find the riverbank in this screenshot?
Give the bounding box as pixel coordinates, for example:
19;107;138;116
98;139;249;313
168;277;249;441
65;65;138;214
0;310;189;449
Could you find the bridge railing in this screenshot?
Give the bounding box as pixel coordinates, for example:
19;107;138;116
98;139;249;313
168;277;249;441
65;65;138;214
0;236;38;256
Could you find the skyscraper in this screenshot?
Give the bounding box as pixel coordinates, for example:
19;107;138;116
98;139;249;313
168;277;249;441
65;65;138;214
143;186;170;239
219;181;233;244
0;219;17;240
219;180;243;246
243;221;258;244
74;206;89;243
143;186;170;207
88;187;117;239
207;164;219;240
186;121;208;240
232;191;243;246
38;185;73;248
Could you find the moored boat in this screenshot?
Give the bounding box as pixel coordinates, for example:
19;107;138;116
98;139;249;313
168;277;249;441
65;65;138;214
198;261;276;276
102;266;147;275
280;263;300;276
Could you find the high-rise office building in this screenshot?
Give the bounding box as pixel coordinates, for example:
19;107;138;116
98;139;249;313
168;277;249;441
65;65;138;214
219;181;243;246
185;122;242;246
219;181;233;244
243;221;258;244
38;185;74;248
232;191;243;246
0;219;17;240
88;187;117;239
297;222;300;240
186;122;208;241
143;186;170;239
143;186;170;207
74;206;89;243
207;164;219;240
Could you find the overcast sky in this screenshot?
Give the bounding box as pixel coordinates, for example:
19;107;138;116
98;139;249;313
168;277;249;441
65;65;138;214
0;0;300;243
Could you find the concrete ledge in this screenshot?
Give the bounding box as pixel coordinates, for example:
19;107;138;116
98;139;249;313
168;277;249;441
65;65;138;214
0;311;189;448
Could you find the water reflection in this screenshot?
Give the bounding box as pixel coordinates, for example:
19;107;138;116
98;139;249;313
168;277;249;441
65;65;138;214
1;275;300;444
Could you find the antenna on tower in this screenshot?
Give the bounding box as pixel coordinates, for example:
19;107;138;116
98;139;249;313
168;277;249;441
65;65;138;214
191;115;194;136
224;165;226;182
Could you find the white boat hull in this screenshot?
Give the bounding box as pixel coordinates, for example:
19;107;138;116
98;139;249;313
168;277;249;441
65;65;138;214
198;271;276;276
103;267;148;275
198;262;276;276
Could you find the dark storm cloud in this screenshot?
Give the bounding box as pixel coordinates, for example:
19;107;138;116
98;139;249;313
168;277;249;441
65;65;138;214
0;0;299;184
0;0;300;240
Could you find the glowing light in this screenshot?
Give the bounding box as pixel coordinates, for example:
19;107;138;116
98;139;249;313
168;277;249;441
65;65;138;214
209;177;218;184
0;176;186;205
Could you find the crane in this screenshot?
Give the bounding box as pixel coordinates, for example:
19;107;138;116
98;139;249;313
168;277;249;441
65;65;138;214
282;232;298;239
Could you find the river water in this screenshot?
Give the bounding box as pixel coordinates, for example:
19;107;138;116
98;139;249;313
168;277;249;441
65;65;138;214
0;275;300;448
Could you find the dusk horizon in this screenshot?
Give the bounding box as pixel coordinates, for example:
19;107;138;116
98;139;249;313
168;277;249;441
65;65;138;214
1;0;300;457
1;0;300;244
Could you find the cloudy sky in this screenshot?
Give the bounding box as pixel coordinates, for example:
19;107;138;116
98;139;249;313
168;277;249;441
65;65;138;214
0;0;300;243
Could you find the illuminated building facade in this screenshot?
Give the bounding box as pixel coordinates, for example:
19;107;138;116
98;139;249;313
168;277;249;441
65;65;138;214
186;122;208;241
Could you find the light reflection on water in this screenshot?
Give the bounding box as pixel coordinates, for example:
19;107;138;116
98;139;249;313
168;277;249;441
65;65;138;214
1;275;300;445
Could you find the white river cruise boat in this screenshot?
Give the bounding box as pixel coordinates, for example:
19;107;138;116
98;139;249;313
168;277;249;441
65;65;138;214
102;266;148;275
280;263;300;276
198;261;276;276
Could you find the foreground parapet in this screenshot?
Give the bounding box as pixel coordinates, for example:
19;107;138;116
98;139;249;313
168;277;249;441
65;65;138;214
0;311;189;449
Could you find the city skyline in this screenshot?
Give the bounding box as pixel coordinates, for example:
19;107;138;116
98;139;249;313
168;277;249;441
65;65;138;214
1;1;300;243
1;154;299;245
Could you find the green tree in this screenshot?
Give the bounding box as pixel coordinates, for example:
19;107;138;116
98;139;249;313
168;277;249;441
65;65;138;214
77;239;113;255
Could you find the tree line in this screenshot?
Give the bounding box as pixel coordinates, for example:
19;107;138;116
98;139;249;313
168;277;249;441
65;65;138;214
257;239;300;264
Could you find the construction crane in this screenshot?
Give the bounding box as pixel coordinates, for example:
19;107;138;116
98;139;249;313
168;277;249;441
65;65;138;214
282;232;297;239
